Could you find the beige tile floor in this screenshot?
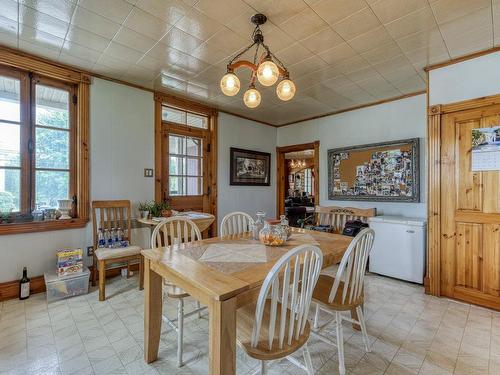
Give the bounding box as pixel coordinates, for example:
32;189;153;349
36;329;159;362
0;273;499;375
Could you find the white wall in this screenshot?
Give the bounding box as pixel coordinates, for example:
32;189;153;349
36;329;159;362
277;94;427;218
429;51;500;105
217;112;277;227
86;78;154;247
0;78;154;282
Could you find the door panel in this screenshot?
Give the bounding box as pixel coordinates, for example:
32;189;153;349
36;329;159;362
455;222;482;291
483;224;500;297
441;105;500;309
481;115;500;213
456;120;482;211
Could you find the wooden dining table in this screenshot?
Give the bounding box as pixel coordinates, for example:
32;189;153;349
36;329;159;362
141;228;353;375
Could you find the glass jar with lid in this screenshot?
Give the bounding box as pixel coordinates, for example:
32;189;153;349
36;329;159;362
259;222;287;246
252;211;266;240
280;214;292;239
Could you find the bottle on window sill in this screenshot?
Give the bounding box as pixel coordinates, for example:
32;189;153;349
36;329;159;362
70;195;77;218
19;267;30;300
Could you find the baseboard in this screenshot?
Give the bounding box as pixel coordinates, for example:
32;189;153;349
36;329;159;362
424;276;431;294
0;276;46;301
0;263;140;302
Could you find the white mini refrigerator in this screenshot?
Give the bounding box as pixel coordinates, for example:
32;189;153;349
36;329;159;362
368;216;426;284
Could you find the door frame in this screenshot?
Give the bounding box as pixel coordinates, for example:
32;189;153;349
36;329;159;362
154;92;218;234
427;92;500;298
276;141;320;218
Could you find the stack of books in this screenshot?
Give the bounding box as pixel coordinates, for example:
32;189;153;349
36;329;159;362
57;249;83;277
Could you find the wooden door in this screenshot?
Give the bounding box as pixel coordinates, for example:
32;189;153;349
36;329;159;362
161;123;210;213
440;105;500;309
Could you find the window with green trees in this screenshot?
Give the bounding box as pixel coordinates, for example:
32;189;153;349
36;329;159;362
0;71;75;217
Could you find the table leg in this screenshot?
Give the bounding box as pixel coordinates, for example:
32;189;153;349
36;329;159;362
144;258;163;363
209;298;237;375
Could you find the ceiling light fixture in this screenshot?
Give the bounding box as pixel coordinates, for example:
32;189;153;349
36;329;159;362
290;159;306;169
220;14;296;108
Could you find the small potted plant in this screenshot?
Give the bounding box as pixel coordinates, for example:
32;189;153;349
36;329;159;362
138;201;151;219
0;211;12;224
150;200;172;218
160;199;172;218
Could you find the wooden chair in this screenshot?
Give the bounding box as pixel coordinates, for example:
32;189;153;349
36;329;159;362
150;217;205;367
311;228;375;375
91;200;144;301
220;211;255;236
237;244;323;375
312;206;376;234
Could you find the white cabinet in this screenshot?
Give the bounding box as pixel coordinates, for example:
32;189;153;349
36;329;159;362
368;216;426;284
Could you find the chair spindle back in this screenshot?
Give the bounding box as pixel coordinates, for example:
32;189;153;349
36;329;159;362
150;217;202;248
252;244;323;350
220;211;255;236
329;228;375;305
91;200;132;249
314;206;376;234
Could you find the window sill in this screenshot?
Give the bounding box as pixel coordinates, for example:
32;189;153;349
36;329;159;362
0;218;88;235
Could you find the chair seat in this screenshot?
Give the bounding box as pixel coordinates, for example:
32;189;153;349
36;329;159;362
312;274;363;311
236;300;310;361
95;245;142;261
163;281;190;298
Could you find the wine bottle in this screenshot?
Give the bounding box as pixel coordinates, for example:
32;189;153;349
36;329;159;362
19;267;30;300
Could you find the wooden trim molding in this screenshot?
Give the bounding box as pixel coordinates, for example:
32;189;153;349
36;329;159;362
0;45;90;83
155;92;217;116
425;46;500;72
426;110;441;296
0;275;46;301
0;218;87;236
0;264;140;301
277;91;426;127
0;58;90;235
432;93;500;115
276;141;320;218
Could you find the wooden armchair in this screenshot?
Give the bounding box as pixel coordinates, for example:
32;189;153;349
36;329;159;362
312;206;376;234
91;200;144;301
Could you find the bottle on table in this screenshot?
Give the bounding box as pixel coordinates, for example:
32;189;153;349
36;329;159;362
97;228;105;248
116;228;123;248
110;228;116;248
252;211;266;240
19;267;30;300
122;228;129;247
104;228;111;248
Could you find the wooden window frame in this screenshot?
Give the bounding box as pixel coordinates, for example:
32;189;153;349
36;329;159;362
0;50;89;235
167;128;205;197
154;92;218;233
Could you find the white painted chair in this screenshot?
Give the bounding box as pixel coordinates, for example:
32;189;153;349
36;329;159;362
220;211;255;236
237;244;323;375
150;217;205;367
311;228;375;375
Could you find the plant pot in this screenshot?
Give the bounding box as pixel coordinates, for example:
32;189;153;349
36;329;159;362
161;209;172;217
140;210;150;219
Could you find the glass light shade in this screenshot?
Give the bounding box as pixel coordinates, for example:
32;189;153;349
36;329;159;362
243;87;261;108
220;72;240;96
256;60;279;86
276;79;296;101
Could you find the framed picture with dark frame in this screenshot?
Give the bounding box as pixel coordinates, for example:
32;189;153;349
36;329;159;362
230;147;271;186
327;138;420;202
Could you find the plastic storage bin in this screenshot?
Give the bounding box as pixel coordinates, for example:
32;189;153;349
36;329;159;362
44;267;90;303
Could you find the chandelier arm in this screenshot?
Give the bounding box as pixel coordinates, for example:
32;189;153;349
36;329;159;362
261;42;288;74
228;41;257;67
253;43;260;66
229;60;258;72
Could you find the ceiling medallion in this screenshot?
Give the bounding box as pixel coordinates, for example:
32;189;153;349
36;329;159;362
220;13;296;108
